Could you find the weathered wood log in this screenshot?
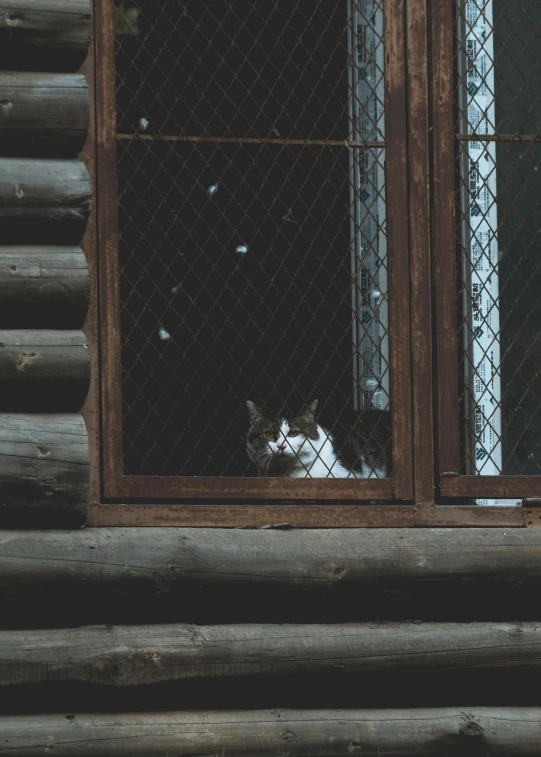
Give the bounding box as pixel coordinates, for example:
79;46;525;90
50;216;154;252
0;413;89;527
0;159;91;244
0;1;92;72
0;73;89;155
1;621;541;686
0;331;90;410
1;528;541;595
0;708;540;755
0;247;89;327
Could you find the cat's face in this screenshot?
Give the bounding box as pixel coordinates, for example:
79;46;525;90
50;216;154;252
246;400;319;469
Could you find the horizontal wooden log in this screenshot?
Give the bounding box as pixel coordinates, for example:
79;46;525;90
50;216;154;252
0;247;89;327
0;159;91;244
0;1;92;72
0;708;540;755
0;330;90;410
2;621;541;686
0;73;89;155
0;413;89;527
1;528;541;595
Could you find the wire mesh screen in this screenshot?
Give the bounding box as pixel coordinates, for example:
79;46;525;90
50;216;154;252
113;0;391;478
455;0;541;500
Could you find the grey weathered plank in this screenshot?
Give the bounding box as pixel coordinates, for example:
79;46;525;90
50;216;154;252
0;1;92;71
0;413;89;527
0;247;89;327
0;708;540;755
0;330;90;410
1;621;540;686
0;159;91;244
0;73;89;154
1;528;541;594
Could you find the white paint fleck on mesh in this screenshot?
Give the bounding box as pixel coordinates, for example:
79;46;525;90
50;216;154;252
158;327;171;341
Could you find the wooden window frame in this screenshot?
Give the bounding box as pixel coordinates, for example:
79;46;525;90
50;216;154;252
432;0;541;508
87;0;534;527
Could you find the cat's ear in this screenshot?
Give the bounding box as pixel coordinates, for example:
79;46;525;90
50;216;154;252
298;399;318;421
307;399;318;415
246;400;263;421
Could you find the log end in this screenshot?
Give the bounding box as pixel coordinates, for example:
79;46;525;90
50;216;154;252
0;413;90;528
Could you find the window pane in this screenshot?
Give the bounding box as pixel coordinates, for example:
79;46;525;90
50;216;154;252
456;0;541;501
114;0;391;479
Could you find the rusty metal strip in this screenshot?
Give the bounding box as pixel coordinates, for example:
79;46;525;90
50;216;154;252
118;474;394;501
406;0;435;506
95;0;125;499
524;505;541;527
117;134;386;149
385;0;414;499
87;502;524;527
441;475;541;499
432;0;461;479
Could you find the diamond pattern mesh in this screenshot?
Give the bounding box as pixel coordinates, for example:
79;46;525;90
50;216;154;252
455;0;541;480
114;0;390;477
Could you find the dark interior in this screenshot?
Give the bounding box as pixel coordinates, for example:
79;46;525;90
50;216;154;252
114;0;388;476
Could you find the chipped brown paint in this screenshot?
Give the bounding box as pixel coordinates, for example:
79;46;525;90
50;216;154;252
87;503;524;528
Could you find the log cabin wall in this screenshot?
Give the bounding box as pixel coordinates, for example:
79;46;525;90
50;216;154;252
0;1;92;528
1;1;541;754
1;527;541;751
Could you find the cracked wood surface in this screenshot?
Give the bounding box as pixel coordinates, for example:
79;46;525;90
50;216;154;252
0;71;90;150
0;159;91;245
0;1;92;72
0;247;89;327
1;528;541;592
0;330;90;410
0;622;541;686
0;708;540;755
0;413;89;527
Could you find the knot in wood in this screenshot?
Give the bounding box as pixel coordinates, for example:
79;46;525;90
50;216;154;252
459;712;484;740
280;730;296;742
331;565;348;581
16;352;36;371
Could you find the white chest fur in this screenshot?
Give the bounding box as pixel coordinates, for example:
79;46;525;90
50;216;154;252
289;426;360;479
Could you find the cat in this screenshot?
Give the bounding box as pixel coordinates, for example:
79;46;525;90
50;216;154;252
246;399;391;478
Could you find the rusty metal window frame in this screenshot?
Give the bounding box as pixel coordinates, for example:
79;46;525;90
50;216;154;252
89;0;532;527
432;0;541;516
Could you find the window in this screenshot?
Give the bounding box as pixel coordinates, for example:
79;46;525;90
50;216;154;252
96;0;413;506
433;0;541;508
91;0;538;525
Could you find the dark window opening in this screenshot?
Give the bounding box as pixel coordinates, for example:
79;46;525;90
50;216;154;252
113;0;392;480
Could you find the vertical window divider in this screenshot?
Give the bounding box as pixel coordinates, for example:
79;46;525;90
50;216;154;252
406;0;435;506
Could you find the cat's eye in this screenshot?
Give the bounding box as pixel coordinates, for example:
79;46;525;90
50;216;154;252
265;431;276;440
288;430;299;438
